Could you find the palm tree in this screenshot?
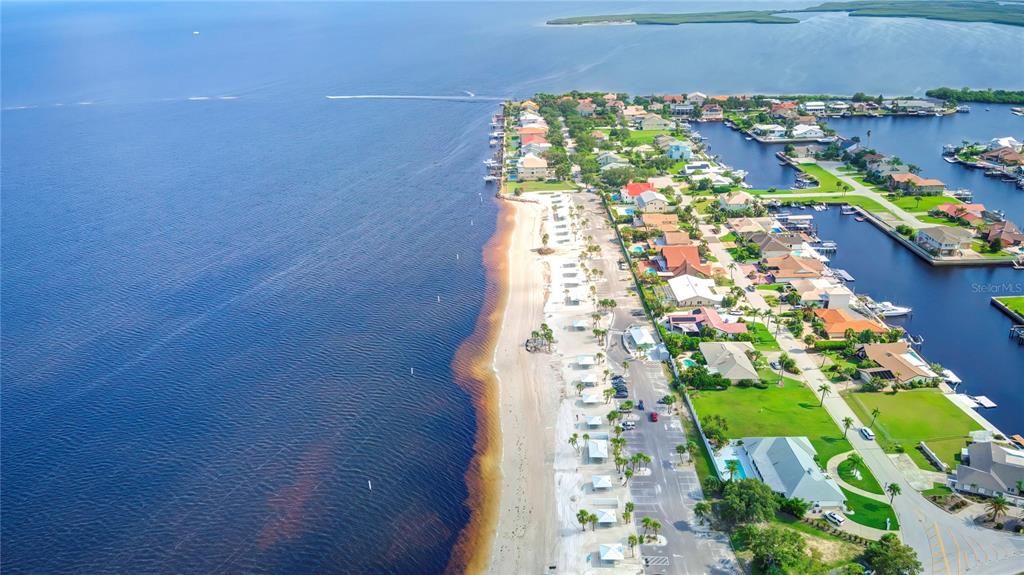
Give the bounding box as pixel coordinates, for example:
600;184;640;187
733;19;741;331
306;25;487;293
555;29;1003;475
623;501;635;524
595;351;605;364
614;456;627;474
986;495;1009;522
575;382;585;396
675;444;688;464
624;468;634;485
725;459;741;482
603;387;615;403
817;383;832;406
588;512;599;531
842;416;855;438
649;519;662;541
688;440;699;461
848;453;864;474
694;501;712;524
640;516;653;538
576;509;590;531
886;482;902;504
870;407;881;426
568;433;579;453
627;534;639;557
582;433;590;450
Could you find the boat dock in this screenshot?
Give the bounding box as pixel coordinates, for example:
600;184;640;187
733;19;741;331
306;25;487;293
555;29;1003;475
832;268;855;282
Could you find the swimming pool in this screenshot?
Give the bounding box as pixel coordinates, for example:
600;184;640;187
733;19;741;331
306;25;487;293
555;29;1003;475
681;358;697;368
724;459;748;480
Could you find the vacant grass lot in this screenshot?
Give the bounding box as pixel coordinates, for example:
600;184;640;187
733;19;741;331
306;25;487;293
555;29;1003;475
626;129;671;146
691;379;853;465
890;195;960;212
511;180;578;192
796;162;843;192
747;322;781;351
843;389;981;469
749;191;891;215
841;488;900;530
996;296;1024;316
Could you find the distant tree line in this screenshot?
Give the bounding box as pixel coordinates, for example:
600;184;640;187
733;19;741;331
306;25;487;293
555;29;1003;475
926;87;1024;104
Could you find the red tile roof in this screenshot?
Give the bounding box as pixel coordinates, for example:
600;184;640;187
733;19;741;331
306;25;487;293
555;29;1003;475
623;182;656;197
521;135;548;146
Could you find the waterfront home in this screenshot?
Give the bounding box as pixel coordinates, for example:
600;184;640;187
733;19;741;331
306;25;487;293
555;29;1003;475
737;437;846;508
773;107;800;122
915;226;974;256
814;308;886;340
700;105;724;121
516;125;548;138
888;173;945;195
658;245;713;278
935;203;986;226
640;113;674;131
770;102;798;117
670;103;695;117
687;92;708;105
752;123;787;140
515;154;553;181
683;161;712;175
744;231;808;259
838;139;862;158
950;440;1024;507
665;307;747;337
576;98;596;117
520;142;551;157
856;342;938;385
597;151;628;167
653;134;674;150
800;101;826;115
620;105;647;124
661;230;693;246
607;99;625;111
699;341;758;381
622;181;656;202
521;100;540;112
988;136;1023;152
827;101;849;113
987;221;1024;247
790;278;854;308
889;99;938;113
762;254;824;283
600;161;632;172
728;217;775;235
636;191;670;213
666;140;693;160
667;274;722;307
718;191;755;212
866;156;910;179
636;212;678;229
663;94;686;104
518;110;545;126
791;124;826;140
520;134;547;147
980;146;1023;167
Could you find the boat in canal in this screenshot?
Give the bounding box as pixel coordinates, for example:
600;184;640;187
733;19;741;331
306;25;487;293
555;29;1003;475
870;300;913;317
840;206;857;215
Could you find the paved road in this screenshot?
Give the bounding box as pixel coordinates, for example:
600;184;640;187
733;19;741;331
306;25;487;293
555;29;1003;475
577;193;740;575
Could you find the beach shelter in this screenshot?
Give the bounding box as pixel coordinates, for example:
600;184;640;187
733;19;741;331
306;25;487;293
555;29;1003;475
582;393;603;405
595;509;617;524
576;355;596;368
588;439;609;460
586;415;603;428
599;543;625;562
580;374;597;386
572;320;589;331
591;475;613;490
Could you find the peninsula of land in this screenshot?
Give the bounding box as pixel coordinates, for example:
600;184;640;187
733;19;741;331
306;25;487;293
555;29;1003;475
547;0;1024;28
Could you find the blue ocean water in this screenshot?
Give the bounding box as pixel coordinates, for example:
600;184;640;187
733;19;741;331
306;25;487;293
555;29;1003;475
3;2;1022;573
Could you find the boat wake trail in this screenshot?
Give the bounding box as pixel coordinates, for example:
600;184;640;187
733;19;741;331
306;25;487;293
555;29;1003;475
325;94;503;103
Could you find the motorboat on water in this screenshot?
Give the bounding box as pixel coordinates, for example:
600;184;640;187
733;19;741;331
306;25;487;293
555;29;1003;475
854;216;866;222
871;301;912;317
840;206;857;215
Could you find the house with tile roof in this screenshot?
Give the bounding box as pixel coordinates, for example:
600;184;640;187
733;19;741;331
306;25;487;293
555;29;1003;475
888;173;945;195
856;342;938;385
915;226;974;256
813;308;886;340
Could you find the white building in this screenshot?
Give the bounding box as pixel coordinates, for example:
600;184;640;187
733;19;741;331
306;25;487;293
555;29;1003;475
515;154;553;181
740;436;846;508
667;274;722;307
792;124;825;139
801;101;826;114
636;191;670;213
698;341;758;381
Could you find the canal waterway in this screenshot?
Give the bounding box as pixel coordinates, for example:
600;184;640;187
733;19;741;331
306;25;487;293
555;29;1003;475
697;122;799;190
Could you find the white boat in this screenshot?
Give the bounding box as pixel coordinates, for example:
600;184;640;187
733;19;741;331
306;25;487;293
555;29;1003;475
854;216;866;222
488;139;497;147
744;136;753;141
943;156;958;164
957;105;971;112
840;206;857;215
872;301;912;317
483;175;498;183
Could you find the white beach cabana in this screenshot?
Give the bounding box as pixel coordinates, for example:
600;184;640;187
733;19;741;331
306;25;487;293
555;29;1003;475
592;475;613;490
586;415;603;428
599;543;625;562
579;374;597;386
576;355;596;368
595;509;617;524
588;439;609;460
582;393;603;405
571;320;589;331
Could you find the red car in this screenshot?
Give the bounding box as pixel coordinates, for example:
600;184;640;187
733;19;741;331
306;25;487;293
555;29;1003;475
649;412;659;422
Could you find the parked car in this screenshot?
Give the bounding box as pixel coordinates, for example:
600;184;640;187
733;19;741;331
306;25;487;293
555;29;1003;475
824;511;845;526
769;361;782;370
649;412;659;422
618;404;632;413
614;390;629;399
745;285;755;292
860;427;876;440
622;421;636;430
637;400;645;411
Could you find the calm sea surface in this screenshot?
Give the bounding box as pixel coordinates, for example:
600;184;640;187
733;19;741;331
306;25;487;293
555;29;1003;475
3;2;1022;573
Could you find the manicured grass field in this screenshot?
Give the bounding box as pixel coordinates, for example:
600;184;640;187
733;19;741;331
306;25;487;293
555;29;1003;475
756;283;786;292
691;378;853;465
841;487;900;530
746;322;781;351
916;215;968;227
890;195;960;212
995;296;1024;316
971;240;1012;258
921;483;953;498
720;232;738;243
796;162;843;192
838;456;884;495
843;389;981;469
748;191;891;215
625;129;672;146
511;180;578;192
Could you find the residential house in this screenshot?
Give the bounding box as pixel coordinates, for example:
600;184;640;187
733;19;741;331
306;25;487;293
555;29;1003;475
665;307;747;336
636;191;670;213
597;151;628;167
622;181;656;202
752;124;787;139
518;110;545;127
813;308;886;340
620;105;647;124
773;107;800;122
718;191;755;212
980;146;1023;167
521;100;540;112
670;103;695;117
515;154;553;181
591;130;609;143
686;92;708;105
856;342;938;385
988;137;1023;152
520;142;551;157
888;173;945;195
667;141;693;160
635;213;678;230
790;279;854;308
800;101;827;115
663;94;686;104
951;440;1024;506
520;134;548;148
728;217;775;235
700;105;724;121
987;221;1024;247
741;231;805;259
576;98;597;117
827;101;850;113
661;230;693;246
866;156;910;179
891;99;938;113
658;245;712;278
792;124;825;140
915;226;974;256
762;254;824;283
770;102;798;117
640;113;674;131
667;274;722;307
699;341;758;381
738;436;846;508
516;125;549;138
935;203;986;226
838;139;862;158
653;134;675;150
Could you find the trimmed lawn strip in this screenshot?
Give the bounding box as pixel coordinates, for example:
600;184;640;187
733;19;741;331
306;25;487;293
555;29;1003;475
748;191;891;215
795;162;843;192
995;296;1024;316
842;389;980;469
680;400;719;488
511;180;578;192
626;129;671;146
890;195;960;212
838;457;884;495
922;483;953;497
691;379;853;465
841;487;899;530
747;322;781;351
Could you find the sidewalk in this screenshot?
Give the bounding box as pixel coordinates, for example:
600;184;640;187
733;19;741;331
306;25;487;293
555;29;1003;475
825;451;887;502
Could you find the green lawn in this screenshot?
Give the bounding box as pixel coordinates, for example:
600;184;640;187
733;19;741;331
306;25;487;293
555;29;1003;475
510;180;577;192
838;456;884;495
890;195;960;212
922;483;953;498
843;389;981;469
626;129;671;146
691;378;853;465
720;232;738;243
841;487;900;531
796;162;843;192
756;283;786;292
971;240;1012;258
995;296;1024;316
917;214;968;227
747;322;781;352
748;191;891;215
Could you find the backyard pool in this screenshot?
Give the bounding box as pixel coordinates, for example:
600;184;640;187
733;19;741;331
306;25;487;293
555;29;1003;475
681;358;697;368
723;459;748;480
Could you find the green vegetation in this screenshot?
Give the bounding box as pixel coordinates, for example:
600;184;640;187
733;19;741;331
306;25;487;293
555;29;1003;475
995;296;1024;317
750;190;891;215
795;163;843;192
917;214;968;227
971;240;1013;258
747;322;781;352
843;389;981;469
720;232;738;243
756;283;786;292
512;180;578;192
692;378;853;464
922;483;954;498
890;195;959;212
838;456;884;495
624;129;672;146
841;487;900;530
547;11;799;26
927;87;1024;104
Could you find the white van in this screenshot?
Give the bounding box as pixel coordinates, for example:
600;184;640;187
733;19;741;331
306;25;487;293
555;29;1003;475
860;427;875;441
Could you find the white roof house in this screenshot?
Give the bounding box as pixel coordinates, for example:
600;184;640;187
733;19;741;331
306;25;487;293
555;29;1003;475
627;325;656;348
592;475;613;490
589;439;609;460
599;543;625;562
587;415;603;427
517;153;548;169
667;274;722;307
801;101;826;113
636;191;669;212
792;124;825;139
698;341;758;381
740;436;846;508
989;136;1023;152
